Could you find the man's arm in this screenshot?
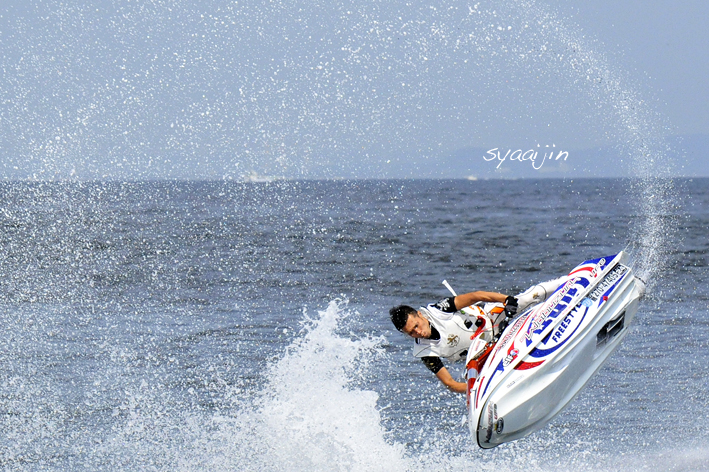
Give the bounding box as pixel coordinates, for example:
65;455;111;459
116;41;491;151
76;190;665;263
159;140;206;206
453;291;508;310
435;367;467;394
422;357;466;394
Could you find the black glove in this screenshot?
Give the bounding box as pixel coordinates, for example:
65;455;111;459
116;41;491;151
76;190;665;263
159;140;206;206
504;296;518;318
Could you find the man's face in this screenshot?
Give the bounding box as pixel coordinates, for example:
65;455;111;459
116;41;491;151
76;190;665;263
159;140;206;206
402;311;431;339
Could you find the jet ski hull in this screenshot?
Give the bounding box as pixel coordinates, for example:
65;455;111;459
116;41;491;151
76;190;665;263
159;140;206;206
468;253;643;448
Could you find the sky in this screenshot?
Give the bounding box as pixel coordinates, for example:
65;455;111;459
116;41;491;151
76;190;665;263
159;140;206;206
548;0;709;138
0;0;707;180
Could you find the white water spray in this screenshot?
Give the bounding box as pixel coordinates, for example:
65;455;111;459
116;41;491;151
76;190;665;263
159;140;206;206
177;301;410;471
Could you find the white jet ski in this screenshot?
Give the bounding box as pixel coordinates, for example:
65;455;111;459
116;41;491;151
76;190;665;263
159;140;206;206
464;251;644;448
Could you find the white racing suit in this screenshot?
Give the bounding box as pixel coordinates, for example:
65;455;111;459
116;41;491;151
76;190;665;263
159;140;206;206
413;276;568;366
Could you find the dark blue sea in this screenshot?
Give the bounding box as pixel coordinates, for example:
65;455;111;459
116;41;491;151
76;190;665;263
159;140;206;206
1;178;707;471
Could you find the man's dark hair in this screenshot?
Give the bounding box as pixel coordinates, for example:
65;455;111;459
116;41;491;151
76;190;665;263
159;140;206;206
389;305;417;331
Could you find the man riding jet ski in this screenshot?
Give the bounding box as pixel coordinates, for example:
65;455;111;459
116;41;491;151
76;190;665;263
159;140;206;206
468;252;643;448
389;277;567;393
391;252;643;448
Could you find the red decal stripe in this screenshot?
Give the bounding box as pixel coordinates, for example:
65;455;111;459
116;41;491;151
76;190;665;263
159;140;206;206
475;376;485;408
569;266;593;276
515;360;544;370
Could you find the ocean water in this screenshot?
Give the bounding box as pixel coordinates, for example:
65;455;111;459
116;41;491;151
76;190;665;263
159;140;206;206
0;178;707;471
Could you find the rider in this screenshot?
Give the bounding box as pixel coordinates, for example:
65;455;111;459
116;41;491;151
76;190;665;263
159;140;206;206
390;278;565;393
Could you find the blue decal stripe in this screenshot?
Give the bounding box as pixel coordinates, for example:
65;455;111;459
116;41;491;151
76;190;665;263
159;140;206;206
481;360;504;398
580;254;617;268
574;254;618;270
528;307;589;358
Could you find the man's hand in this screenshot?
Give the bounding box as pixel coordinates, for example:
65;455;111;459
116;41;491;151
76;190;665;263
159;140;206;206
504;295;518;318
435;367;467;394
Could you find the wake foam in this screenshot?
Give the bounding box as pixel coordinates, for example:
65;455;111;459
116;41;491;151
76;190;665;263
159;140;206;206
249;300;407;470
183;300;409;471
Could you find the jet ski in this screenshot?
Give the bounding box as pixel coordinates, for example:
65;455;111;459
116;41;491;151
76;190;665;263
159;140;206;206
464;252;644;448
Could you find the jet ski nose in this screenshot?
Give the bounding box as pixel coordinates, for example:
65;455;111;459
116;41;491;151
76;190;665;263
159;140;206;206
633;276;647;299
